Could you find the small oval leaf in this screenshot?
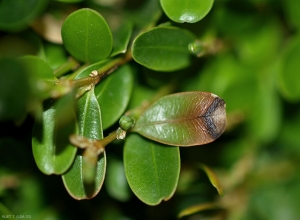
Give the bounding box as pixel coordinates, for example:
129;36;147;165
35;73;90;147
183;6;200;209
133;92;226;146
32;103;77;175
160;0;214;23
124;134;180;205
62;88;106;199
132;26;196;71
95;64;134;129
61;8;113;63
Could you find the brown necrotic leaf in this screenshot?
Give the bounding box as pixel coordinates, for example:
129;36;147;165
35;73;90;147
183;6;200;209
133;92;226;146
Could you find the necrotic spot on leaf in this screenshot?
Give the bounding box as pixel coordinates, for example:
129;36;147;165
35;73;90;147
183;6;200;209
134;92;226;146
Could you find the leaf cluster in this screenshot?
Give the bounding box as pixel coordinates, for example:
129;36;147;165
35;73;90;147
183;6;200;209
1;0;300;219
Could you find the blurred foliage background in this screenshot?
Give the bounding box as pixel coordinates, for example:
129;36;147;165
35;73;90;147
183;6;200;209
1;0;300;219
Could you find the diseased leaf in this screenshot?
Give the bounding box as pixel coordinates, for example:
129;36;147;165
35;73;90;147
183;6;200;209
133;92;226;146
124;134;180;205
61;8;112;63
160;0;214;23
32;101;77;175
62;88;106;199
132;26;196;71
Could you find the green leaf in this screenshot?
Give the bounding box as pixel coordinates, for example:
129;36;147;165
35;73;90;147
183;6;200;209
95;64;134;129
127;0;162;29
77;87;103;139
0;0;48;32
124;134;180;205
61;8;113;63
62;152;106;199
278;36;300;101
62;88;106;199
249;66;281;143
44;43;68;70
105;157;131;202
20;56;58;100
74;59;111;79
32;102;78;175
178;203;220;218
111;21;133;57
160;0;214;23
283;0;300;30
200;164;223;196
133;92;226;146
132;26;196;71
0;58;30;121
74;61;133;129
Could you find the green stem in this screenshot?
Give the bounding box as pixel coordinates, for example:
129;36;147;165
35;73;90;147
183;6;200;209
53;52;133;99
54;57;79;77
96;130;117;149
72;53;132;89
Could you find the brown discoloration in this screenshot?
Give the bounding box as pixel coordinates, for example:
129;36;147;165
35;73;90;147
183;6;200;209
134;91;227;146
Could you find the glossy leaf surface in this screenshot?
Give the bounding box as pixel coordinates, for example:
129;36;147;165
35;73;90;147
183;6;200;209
62;88;106;199
32;103;77;175
61;8;112;63
133;92;226;146
95;64;133;129
77;87;103;139
132;26;195;71
111;21;133;57
160;0;214;23
0;0;48;32
124;134;180;205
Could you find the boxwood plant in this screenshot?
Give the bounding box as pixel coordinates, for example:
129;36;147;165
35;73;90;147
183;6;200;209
0;0;226;212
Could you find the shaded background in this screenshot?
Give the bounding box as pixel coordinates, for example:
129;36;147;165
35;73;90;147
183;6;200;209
1;0;300;219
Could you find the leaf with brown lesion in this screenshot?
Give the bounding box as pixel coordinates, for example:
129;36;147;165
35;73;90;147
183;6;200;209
133;91;226;146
